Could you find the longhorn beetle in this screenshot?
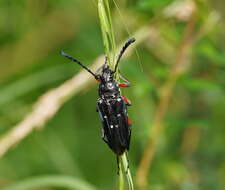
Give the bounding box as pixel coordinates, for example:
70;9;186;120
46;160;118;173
61;38;135;170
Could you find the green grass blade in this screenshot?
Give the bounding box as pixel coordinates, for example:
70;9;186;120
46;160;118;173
98;0;116;68
2;175;97;190
121;153;134;190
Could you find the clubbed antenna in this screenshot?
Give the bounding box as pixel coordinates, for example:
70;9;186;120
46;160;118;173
114;38;136;73
60;50;98;78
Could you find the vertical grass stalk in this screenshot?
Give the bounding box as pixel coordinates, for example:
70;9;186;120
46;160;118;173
121;153;134;190
98;0;116;68
98;0;134;189
119;161;124;190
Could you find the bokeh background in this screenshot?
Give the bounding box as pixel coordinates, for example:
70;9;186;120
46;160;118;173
0;0;225;189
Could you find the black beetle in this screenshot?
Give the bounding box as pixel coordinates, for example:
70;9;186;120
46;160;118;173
61;38;135;165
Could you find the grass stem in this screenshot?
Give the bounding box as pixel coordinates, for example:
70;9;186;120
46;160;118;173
98;1;134;189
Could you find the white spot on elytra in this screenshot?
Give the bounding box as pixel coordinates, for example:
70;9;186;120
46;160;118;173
110;125;113;128
115;125;118;128
117;98;121;102
117;114;121;117
104;115;107;118
108;82;113;89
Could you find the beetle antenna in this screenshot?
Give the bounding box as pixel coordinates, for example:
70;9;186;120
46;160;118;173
114;38;136;73
104;56;108;65
61;50;98;78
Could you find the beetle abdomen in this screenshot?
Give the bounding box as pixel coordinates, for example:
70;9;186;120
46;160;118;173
97;97;131;155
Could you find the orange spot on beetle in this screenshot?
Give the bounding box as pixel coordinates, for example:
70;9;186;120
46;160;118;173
128;118;132;125
119;83;129;87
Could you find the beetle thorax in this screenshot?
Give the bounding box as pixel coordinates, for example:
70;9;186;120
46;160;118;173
98;66;119;98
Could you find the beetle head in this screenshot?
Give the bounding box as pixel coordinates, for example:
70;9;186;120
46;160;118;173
101;63;114;83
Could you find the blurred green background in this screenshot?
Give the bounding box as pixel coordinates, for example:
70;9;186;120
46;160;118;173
0;0;225;189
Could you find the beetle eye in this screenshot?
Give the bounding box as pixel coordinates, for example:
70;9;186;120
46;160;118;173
95;75;101;81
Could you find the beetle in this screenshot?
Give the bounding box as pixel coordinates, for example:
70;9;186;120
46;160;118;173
61;38;135;166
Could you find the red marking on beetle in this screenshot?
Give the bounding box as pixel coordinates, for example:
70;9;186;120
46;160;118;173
128;118;132;125
122;96;131;105
119;83;129;87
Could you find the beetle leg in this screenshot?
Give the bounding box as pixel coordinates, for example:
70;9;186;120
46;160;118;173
101;128;108;143
122;96;132;106
116;156;120;175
